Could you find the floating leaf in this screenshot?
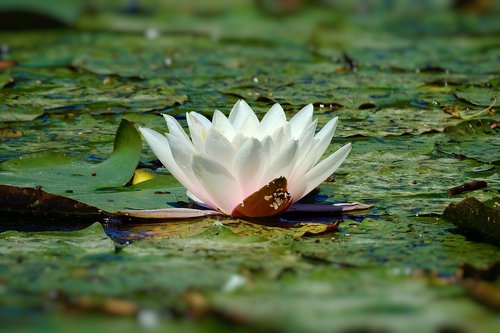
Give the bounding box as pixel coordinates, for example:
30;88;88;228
0;119;142;215
436;118;499;163
0;222;114;255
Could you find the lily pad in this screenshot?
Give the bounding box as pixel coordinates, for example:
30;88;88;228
0;119;144;215
0;68;187;118
0;222;114;255
436;118;500;164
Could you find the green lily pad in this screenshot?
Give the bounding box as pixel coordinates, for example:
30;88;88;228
436;118;500;164
0;119;145;214
0;67;187;119
0;222;114;255
0;119;140;191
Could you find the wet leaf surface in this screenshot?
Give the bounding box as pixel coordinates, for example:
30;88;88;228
443;197;500;246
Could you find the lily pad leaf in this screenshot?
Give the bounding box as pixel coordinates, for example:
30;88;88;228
0;119;141;191
0;119;141;215
0;222;114;255
436;118;499;164
117;218;339;242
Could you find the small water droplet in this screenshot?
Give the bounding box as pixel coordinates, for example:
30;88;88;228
0;44;9;55
164;57;173;67
222;274;246;292
144;28;159;40
138;310;159;328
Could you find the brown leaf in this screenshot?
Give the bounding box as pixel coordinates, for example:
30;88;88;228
0;129;22;139
443;105;462;118
463;280;500;310
180;290;211;318
0;184;101;218
0;60;16;71
71;296;139;316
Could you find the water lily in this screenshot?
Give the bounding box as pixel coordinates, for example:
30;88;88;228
121;100;368;219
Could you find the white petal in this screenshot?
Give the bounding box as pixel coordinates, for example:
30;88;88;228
205;127;235;168
190;111;212;128
139;127;196;191
162;114;191;146
259;103;286;137
312;117;338;164
300;143;352;199
260;135;272;171
166;134;194;174
288;118;335;184
228;100;259;131
118;207;222;219
212;110;236;141
141;127;217;210
288;179;307;203
259;139;298;185
294;119;317;164
192;155;243;214
239;114;260;138
271;122;291;151
230;132;246;150
186;112;210;153
290;104;313;139
232;138;264;196
187;191;210;208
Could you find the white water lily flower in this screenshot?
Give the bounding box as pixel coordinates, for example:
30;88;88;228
119;100;371;219
131;100;355;218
